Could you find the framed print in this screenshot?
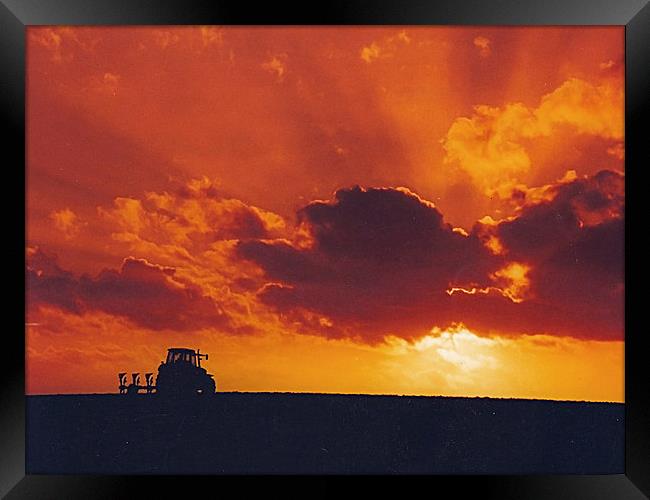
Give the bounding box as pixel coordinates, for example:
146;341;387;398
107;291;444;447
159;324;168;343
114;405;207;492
2;0;648;498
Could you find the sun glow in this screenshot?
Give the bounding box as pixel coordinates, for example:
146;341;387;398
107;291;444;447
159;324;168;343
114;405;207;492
381;324;623;401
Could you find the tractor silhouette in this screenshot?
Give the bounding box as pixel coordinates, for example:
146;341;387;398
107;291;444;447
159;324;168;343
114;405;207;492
118;348;216;396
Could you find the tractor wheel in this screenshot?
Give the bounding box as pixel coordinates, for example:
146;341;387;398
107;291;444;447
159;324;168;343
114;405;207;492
197;378;215;395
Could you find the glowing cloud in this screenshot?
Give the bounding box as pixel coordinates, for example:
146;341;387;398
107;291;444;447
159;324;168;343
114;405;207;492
360;30;411;63
473;36;491;57
50;208;85;240
491;262;531;303
262;54;288;81
442;77;624;196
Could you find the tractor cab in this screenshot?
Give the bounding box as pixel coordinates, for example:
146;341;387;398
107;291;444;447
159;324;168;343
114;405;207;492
165;348;208;367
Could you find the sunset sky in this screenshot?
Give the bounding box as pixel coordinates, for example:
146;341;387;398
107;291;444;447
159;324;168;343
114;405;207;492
26;26;624;401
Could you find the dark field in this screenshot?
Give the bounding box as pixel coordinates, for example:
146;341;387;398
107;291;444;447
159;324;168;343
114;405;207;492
27;393;624;474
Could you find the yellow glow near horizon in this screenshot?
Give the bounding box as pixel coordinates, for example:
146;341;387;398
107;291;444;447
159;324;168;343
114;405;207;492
27;312;623;402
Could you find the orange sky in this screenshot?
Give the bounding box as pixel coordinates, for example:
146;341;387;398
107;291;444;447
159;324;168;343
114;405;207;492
26;27;624;401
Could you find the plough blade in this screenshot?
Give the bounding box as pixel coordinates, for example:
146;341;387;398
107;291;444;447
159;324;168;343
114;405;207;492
116;372;157;395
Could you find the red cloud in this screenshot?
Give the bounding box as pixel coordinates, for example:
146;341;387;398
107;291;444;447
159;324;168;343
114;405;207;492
27;249;229;331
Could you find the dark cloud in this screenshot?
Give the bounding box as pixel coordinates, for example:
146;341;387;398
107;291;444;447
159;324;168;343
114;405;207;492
238;186;499;339
26;247;82;314
27;249;229;331
493;170;623;263
238;173;624;341
483;170;624;339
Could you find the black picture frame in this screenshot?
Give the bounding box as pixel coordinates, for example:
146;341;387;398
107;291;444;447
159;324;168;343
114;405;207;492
2;0;647;497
